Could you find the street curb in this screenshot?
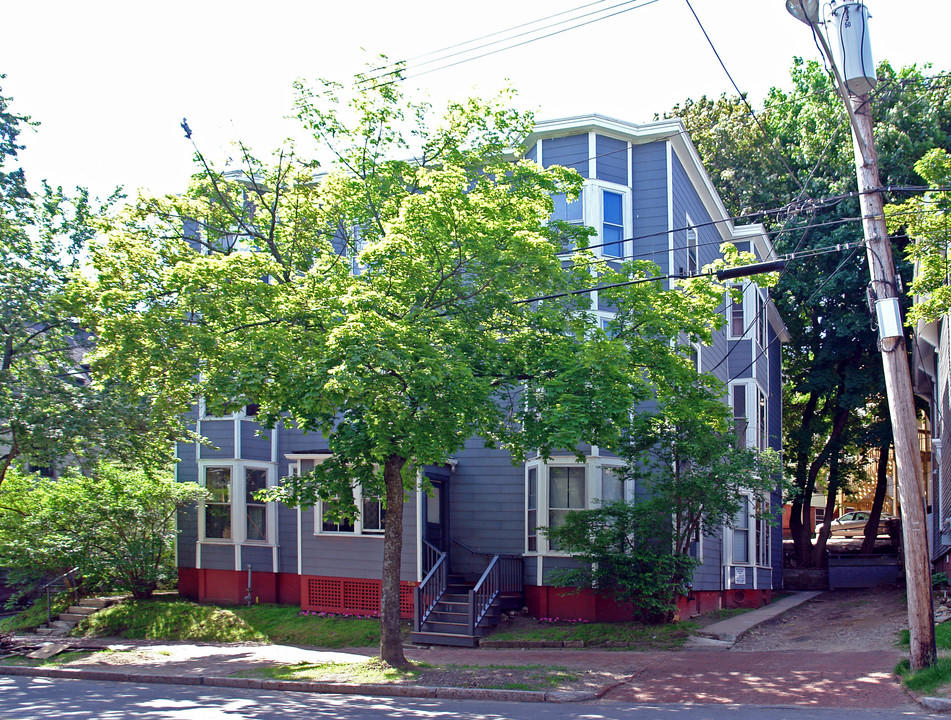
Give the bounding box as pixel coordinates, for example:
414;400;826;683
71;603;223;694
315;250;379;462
0;665;596;703
921;696;951;713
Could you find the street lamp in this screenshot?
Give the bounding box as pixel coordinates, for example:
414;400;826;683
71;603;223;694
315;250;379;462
785;0;819;24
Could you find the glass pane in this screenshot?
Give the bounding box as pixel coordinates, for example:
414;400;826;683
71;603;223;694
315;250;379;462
600;466;623;503
550;468;569;508
427;486;440;524
322;501;355;533
568;467;585;508
205;504;232;539
602;223;623;257
527;468;537;510
603;191;623;224
551;193;583;223
246;506;266;541
246;468;267;502
205;467;231;502
734;496;750;528
733;529;749;563
363;498;384;532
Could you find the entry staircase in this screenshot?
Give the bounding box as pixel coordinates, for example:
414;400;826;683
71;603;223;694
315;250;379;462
410;541;523;647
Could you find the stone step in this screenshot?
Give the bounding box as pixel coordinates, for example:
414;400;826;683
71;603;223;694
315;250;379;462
67;606;99;616
50;620;75;630
59;613;90;623
78;598;109;609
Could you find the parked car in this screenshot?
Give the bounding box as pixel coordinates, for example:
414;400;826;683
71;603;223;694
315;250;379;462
816;511;898;538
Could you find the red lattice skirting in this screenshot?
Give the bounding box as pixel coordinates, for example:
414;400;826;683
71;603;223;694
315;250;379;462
302;575;416;619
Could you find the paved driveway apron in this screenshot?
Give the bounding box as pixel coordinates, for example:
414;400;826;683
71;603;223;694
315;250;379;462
597;648;910;707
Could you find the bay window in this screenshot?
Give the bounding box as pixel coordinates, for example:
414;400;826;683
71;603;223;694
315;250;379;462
200;462;275;544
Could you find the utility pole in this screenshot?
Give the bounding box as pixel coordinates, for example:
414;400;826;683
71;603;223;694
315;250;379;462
786;0;935;669
848;92;936;670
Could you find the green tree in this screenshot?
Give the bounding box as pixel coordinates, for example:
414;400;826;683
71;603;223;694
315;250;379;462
887;147;951;323
665;60;951;565
546;373;780;622
0;80;181;485
81;74;728;666
0;463;207;599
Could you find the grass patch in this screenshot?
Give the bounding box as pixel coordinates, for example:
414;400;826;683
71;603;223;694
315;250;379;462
231;604;386;648
236;658;423;684
488;619;695;649
898;622;951;650
896;657;951;696
70;597;391;647
0;594;72;633
74;597;267;642
236;660;579;692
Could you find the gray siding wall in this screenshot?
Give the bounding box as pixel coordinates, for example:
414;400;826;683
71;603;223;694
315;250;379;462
199;421;234;459
201;543;236;568
297;492;417;582
241;422;272;462
631;142;669;275
278;505;299;574
596;134;627;185
449;437;526;579
542;135;589;177
242;545;273;572
176;439;199;568
728;341;753;380
691;535;722;590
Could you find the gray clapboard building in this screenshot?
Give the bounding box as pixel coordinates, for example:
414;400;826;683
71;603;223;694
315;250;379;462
175;115;786;641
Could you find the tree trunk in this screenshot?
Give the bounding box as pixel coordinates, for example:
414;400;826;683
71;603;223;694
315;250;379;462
811;461;842;566
379;454;408;667
861;439;892;554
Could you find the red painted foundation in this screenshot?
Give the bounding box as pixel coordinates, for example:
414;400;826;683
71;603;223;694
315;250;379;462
526;584;773;622
177;568;415;617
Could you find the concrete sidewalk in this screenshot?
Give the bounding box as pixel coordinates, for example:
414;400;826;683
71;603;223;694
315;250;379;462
0;592;919;709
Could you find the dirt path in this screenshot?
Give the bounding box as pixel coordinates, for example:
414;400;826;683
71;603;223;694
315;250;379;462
732;586;908;652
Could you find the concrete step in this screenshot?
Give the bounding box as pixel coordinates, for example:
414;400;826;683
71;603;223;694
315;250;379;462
59;613;90;623
67;606;99;616
409;631;479;648
78;598;109;609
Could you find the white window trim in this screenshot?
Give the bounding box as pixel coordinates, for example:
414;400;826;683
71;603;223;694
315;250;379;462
285;455;385;539
581;180;631;261
727;282;749;341
729;381;768;452
198;459;278;545
725;494;771;571
685;213;699;276
524;456;628;556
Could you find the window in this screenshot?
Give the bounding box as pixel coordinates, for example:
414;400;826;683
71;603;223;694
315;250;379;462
289;456;386;537
686;222;698;275
204;466;232;539
758;389;768;451
755;499;770;566
551;193;583;225
729;284;745;338
602;190;624;257
732;384;748;449
549;466;586;536
525;459;625;554
732;496;750;564
245;467;268;541
318;490;384;535
756;292;767;349
200;462;275;543
527;467;538;552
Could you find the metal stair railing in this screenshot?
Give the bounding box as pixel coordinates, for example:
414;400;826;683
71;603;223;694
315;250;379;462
414;540;447;632
39;567;80;626
467;554;522;635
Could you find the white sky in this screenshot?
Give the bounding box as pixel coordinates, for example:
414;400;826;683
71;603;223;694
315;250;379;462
3;0;950;201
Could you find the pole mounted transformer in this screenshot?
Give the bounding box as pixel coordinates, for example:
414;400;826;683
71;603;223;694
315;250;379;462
831;2;877;95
